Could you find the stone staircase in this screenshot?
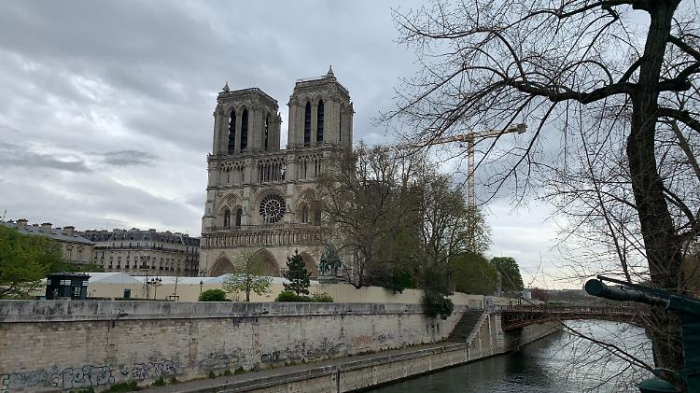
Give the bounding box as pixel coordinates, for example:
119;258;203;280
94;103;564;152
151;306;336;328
447;309;486;343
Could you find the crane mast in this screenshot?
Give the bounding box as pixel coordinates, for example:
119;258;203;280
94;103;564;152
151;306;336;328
405;123;527;210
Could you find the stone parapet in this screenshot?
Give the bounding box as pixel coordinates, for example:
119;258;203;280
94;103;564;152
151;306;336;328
0;300;434;323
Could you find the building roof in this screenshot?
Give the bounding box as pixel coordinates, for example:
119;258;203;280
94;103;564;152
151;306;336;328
1;220;95;245
79;228;200;246
87;272;143;284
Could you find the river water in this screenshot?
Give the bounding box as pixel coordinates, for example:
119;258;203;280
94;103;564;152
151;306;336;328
368;321;653;393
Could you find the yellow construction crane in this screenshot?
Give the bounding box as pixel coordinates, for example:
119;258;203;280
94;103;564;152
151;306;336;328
405;123;527;210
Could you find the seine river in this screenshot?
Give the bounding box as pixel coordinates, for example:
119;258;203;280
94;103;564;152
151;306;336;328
368;321;653;393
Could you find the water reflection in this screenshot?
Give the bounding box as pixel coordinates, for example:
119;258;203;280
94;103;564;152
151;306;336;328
367;321;652;393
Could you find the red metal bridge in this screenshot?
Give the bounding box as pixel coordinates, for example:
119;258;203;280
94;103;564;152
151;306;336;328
500;305;646;331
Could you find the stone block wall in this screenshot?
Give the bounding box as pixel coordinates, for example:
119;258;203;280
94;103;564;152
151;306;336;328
0;301;465;392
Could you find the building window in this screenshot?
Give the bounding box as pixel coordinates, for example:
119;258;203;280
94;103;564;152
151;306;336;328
241;109;248;151
224;209;231;228
264;114;270;151
304;101;311;147
235;208;242;227
228;110;236;153
314;209;321;224
301;205;309;223
317;99;324;142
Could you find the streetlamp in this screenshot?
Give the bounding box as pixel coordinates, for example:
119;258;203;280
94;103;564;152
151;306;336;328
148;277;163;300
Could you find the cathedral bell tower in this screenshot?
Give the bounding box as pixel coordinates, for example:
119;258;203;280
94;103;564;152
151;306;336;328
287;66;354;149
212;85;282;155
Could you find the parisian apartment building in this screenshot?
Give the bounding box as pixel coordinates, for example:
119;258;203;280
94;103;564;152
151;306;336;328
80;228;200;277
1;219;95;265
2;218;200;277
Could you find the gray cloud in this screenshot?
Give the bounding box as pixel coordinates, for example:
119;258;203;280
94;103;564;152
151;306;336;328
0;142;90;173
0;0;569;285
90;150;158;167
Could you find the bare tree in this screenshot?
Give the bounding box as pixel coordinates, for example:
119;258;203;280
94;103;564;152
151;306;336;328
317;143;423;288
388;0;700;388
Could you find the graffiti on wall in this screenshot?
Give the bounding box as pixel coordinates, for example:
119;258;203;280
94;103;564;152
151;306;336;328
0;360;180;393
259;338;345;365
197;348;252;371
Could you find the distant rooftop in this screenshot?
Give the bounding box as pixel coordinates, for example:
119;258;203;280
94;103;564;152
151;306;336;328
1;219;94;245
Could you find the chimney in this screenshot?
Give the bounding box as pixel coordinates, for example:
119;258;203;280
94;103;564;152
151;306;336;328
63;226;75;237
41;222;52;234
17;218;28;230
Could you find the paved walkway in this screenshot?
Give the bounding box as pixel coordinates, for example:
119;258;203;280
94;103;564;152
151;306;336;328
140;342;462;393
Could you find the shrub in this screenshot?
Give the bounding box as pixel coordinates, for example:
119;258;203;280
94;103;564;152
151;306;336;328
421;291;454;320
311;292;334;302
275;290;311;302
108;381;139;393
199;289;228;301
152;377;165;387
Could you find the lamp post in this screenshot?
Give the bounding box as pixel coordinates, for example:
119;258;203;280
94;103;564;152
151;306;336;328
148;277;163;300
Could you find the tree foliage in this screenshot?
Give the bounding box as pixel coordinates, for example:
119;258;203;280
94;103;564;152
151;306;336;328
531;287;549;302
222;251;272;302
490;257;525;293
319;144;491;291
198;289;228;301
451;252;499;295
0;225;67;298
389;0;699;381
283;250;311;295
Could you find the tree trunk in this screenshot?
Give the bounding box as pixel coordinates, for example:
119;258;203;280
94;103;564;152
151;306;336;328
626;0;684;384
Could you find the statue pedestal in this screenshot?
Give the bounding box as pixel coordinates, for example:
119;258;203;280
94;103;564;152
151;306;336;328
318;275;343;284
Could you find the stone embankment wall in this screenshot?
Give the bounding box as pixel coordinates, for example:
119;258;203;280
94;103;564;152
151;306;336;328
0;301;465;392
221;320;560;393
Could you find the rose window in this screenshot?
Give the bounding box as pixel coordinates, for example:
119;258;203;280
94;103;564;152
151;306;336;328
259;194;286;224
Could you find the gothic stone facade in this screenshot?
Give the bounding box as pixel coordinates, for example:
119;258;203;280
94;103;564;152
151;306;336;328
199;68;354;277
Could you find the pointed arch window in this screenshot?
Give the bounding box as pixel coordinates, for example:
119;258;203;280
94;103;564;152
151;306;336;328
339;108;342;142
317;100;324;143
235;208;242;227
228;110;236;153
304;101;311;147
301;205;309;223
264;114;270;151
241;109;249;151
223;209;231;228
313;208;321;224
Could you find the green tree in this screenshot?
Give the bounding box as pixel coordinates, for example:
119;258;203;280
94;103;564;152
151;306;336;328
451;252;498;295
0;226;67;298
222;251;272;302
283;250;310;295
198;289;228;301
490;257;524;293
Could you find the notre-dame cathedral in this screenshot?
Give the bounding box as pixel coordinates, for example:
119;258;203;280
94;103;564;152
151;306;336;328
198;68;354;277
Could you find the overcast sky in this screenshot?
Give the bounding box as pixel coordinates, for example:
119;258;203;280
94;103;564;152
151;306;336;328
0;0;565;287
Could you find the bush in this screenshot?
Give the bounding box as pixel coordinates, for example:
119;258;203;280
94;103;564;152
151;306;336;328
421;291;454;320
311;292;334;302
276;290;334;302
275;290;309;302
199;289;228;301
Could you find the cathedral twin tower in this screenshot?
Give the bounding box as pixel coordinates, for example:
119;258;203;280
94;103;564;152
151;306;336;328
199;68;354;277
